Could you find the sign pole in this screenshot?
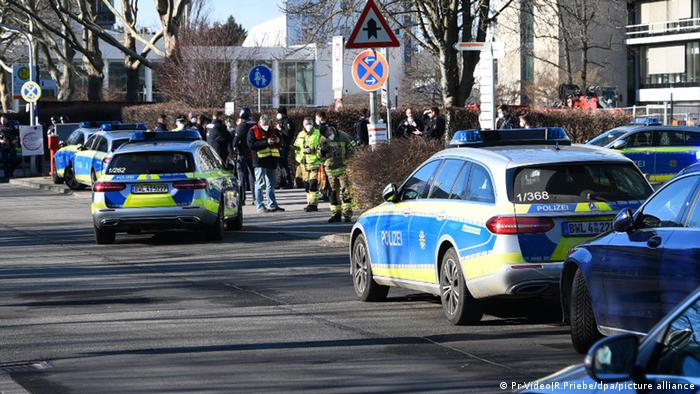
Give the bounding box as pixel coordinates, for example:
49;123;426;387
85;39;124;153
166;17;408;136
385;49;392;140
257;89;261;114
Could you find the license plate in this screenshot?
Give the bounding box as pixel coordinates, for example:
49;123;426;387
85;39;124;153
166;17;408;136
131;184;168;194
563;221;611;236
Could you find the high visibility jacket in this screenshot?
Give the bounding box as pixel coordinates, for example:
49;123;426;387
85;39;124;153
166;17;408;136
294;128;321;170
319;130;356;176
248;124;280;169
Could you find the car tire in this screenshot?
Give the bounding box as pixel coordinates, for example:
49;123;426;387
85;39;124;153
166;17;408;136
225;193;243;231
351;234;389;301
52;160;64;184
94;226;115;245
440;247;483;325
205;201;224;241
570;269;602;354
64;166;85;190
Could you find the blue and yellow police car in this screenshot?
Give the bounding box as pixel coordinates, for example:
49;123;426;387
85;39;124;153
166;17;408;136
588;124;700;183
53;122;145;189
91;131;241;244
72;130;138;189
350;128;654;325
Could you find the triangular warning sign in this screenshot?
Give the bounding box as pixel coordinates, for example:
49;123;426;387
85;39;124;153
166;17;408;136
346;0;400;49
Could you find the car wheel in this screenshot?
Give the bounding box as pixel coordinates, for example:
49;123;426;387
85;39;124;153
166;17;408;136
440;247;483;325
52;160;64;184
64;166;85;190
351;234;389;301
225;193;243;231
570;269;602;354
94;226;115;245
205;200;224;241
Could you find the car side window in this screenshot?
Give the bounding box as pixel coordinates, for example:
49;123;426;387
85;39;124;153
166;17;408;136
205;147;224;169
685;189;700;228
428;159;465;199
84;135;97;149
655;130;686;147
466;164;495;204
197;149;213;171
652;298;700;377
640;176;698;228
400;160;441;201
96;137;108;152
685;132;700;146
449;162;472;200
628;131;653;148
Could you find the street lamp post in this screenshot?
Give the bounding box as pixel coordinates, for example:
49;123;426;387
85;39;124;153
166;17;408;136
0;23;35;127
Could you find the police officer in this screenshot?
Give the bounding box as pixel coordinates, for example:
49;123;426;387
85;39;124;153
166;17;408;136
294;117;321;212
232;107;256;204
275;107;295;189
205;111;231;164
0;115;18;179
248;115;284;213
318;125;355;223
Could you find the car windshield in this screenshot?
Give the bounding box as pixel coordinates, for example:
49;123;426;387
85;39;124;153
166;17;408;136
511;163;653;203
65;130;85;146
588;129;627;146
106;151;194;175
111;139;129;152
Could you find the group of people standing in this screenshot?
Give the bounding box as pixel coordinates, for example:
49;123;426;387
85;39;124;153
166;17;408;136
165;108;356;223
353;106;447;144
495;105;532;130
0;115;19;180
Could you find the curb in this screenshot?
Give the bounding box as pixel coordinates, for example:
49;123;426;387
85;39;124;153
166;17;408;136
320;233;351;247
9;178;72;195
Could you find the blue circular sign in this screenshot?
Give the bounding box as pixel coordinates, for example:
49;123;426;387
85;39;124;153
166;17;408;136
249;65;272;89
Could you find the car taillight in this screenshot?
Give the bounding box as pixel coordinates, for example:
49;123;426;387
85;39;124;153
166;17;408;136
486;216;554;234
173;179;208;190
93;182;125;192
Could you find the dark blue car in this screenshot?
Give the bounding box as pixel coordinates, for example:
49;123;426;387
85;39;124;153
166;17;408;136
521;288;700;393
561;171;700;353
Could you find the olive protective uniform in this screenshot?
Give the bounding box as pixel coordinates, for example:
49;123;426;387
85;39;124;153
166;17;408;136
294;127;321;208
318;129;355;220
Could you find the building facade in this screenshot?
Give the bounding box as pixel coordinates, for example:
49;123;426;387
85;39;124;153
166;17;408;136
626;0;700;106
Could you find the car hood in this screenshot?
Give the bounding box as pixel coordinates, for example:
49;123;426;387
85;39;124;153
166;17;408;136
519;364;600;393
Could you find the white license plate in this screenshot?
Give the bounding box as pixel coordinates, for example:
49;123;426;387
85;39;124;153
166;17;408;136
131;184;168;194
564;221;611;236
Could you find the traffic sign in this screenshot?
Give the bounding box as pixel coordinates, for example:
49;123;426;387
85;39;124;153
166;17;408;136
346;0;400;49
351;49;389;92
248;65;272;89
21;81;41;103
453;41;505;59
12;64;37;99
332;36;344;97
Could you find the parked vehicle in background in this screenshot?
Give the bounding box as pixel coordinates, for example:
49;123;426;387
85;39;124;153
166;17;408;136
561;170;700;353
72;129;141;189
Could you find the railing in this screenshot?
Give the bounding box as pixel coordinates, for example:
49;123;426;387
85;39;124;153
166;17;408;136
626;17;700;37
603;104;700;126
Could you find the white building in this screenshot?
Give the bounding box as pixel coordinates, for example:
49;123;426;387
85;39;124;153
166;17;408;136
626;0;700;106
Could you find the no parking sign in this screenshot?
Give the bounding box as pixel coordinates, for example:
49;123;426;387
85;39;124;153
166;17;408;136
351;49;388;92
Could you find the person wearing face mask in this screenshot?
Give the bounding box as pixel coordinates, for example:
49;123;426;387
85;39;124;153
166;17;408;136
318;125;356;223
275;108;295;189
248;114;284;213
397;108;423;138
294;117;322;212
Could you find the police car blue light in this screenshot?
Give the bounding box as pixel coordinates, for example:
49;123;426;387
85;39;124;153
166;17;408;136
100;123;147;131
129;130;201;141
450;128;570;147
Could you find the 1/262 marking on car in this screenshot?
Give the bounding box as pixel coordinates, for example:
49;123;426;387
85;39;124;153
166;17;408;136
132;184;168;194
564;220;611;236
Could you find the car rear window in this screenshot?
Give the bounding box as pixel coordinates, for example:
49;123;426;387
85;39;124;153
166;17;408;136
106;152;194;175
587;129;627;146
510;163;652;203
66;130;84;146
111;139;129;152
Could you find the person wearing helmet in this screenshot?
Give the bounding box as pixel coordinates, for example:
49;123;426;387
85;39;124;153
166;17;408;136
232;107;256;204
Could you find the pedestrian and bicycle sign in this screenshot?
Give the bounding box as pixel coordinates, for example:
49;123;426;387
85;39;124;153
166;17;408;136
249;65;272;89
352;49;388;92
21;81;41;103
346;0;400;49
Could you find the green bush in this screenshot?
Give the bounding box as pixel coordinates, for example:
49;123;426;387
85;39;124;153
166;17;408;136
347;137;444;210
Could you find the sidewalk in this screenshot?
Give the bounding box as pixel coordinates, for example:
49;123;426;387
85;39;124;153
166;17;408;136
8;176;71;194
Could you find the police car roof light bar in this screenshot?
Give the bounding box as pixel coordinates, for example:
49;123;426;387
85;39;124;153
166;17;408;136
101;123;147;131
129;130;201;142
450;128;571;148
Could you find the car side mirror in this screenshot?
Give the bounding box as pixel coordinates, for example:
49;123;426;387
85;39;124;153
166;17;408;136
665;328;693;350
76;144;85;151
613;208;635;232
383;183;398;202
612;139;627;150
585;334;639;383
58;141;65;148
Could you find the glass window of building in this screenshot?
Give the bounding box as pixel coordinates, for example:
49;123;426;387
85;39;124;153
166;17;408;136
279;61;314;107
640;41;700;88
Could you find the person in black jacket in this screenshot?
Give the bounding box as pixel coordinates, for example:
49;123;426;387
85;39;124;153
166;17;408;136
275;107;295;189
154;114;169;131
354;109;369;146
0;115;18;179
232;108;256;204
205;111;231;164
496;104;515;129
424;107;446;141
396;108;423;138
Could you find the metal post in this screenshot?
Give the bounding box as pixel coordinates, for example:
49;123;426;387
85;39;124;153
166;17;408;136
663;101;668;125
670;93;674;125
369;92;378;124
385;48;392;140
257;89;261;114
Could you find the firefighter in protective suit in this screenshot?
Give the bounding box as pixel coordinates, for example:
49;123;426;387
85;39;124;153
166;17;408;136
294;117;322;212
318;125;356;223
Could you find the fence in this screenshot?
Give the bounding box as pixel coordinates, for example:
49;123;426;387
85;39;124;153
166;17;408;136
605;103;700;126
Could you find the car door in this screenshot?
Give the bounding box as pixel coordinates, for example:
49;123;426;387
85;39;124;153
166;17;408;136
407;159;467;283
622;130;655;178
373;159;441;279
595;175;700;333
74;135;99;184
90;136;109;183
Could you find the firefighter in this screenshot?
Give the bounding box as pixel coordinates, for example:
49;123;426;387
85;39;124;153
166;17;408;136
318;125;355;223
294;117;321;212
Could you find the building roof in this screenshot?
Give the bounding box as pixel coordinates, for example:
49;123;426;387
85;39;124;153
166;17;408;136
242;16;287;47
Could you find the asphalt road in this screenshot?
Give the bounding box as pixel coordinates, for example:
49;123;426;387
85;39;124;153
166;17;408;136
0;183;581;393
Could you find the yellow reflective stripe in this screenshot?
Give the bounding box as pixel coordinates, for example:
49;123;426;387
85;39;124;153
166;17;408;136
576;202;612;212
193;198;219;214
624;147;699;153
372;266;436;283
461;252;525;280
649;174;674;183
123;193;176;208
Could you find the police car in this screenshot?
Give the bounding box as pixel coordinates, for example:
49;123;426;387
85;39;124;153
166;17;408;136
73;128;144;189
587;123;700;183
53;122;146;189
350;128;654;325
91;131;242;244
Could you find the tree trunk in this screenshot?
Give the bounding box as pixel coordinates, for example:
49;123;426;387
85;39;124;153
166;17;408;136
0;72;9;112
125;65;139;102
59;15;76;101
83;26;104;101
